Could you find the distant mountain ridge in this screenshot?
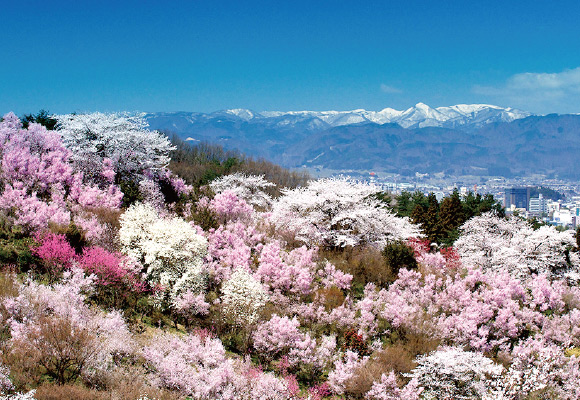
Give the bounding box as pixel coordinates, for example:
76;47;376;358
148;103;531;132
145;104;580;179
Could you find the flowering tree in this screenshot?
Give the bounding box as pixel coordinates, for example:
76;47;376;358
269;178;421;248
408;347;504;399
209;173;275;209
0;362;14;393
209;191;254;223
55;112;175;181
498;338;580;399
221;268;268;326
119;202;208;303
455;212;579;280
32;232;77;279
2;269;135;385
142;332;290;399
0;113;121;233
253;314;337;371
255;242;315;296
253;314;305;361
366;371;422;400
328;350;369;394
205;221;264;283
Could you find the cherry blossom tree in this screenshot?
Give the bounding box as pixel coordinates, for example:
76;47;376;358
204;221;264;283
366;371;422;400
0;113;121;233
119;202;208;303
270;178;421;248
221;268;268;326
408;346;504;400
209;173;276;209
142;332;291;399
209;191;254;223
2;269;135;386
55;112;174;181
498;338;580;399
0;362;14;393
328;350;369;394
455;212;579;281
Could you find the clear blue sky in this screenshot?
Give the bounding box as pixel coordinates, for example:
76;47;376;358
2;0;580;115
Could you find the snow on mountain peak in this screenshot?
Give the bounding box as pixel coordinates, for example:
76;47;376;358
226;109;255;121
252;104;532;130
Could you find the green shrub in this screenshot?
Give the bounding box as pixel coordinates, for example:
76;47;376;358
382;241;418;278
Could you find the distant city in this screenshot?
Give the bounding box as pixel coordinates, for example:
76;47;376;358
353;172;580;229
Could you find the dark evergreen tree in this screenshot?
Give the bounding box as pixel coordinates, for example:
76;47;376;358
395;191;413;217
21;110;57;130
438;189;465;245
423;193;441;244
383;240;418;278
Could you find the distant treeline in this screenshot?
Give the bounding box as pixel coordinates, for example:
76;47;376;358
529;186;565;201
168;136;310;191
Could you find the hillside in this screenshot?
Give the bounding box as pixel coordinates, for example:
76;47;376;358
1;111;580;399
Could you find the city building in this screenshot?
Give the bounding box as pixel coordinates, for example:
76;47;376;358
504;187;530;210
529;194;548;215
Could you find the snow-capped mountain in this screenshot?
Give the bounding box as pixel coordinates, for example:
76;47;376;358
229;103;531;130
147;103;531;133
145;106;580;178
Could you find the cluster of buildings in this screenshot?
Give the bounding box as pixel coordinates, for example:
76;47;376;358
355;172;579;230
504;187;579;229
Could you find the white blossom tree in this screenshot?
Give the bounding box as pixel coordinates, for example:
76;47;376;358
119;202;208;302
221;268;268;326
455;212;579;281
56;112;175;181
209;173;276;209
269;177;421;248
409;347;505;400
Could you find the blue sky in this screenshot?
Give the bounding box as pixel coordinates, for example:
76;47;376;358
2;0;580;115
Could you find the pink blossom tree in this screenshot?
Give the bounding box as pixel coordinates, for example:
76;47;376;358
0;113;121;234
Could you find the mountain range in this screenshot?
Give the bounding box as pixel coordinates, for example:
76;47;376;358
144;104;580;179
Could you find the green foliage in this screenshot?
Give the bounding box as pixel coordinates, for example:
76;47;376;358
462;192;504;218
220;329;250;355
374;191;394;207
410;193;443;244
529;186;565;201
394;191;413;217
395;189;504;245
0;237;36;269
438;190;465;245
0;215;37;269
382;241;418;277
528;217;548;230
21;110;58;130
118;179;143;208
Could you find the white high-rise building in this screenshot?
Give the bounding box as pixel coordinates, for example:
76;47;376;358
529;194;548;215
